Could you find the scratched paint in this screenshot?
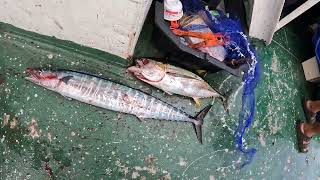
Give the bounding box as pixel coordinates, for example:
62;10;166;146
1;18;320;179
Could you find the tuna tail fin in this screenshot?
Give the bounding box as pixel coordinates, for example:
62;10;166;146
193;105;212;144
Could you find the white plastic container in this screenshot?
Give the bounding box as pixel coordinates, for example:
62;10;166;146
164;0;183;21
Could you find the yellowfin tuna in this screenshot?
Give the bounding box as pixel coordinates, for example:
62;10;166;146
127;58;230;109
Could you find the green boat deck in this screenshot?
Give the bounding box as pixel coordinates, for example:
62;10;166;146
1;8;320;179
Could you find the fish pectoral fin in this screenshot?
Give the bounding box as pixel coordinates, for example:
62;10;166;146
193;97;201;108
156;63;168;72
135;115;145;122
60;76;73;84
166;72;194;79
140;88;152;95
163;90;173;95
166;72;204;82
61;94;73;101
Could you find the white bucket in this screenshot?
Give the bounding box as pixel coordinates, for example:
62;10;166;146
164;0;183;21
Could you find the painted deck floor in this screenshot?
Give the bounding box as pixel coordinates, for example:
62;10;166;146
0;11;320;179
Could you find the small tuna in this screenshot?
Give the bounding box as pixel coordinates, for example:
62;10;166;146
127;58;229;109
25;68;212;143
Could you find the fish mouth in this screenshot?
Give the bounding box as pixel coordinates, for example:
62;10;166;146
25;68;43;83
127;65;165;83
25;68;58;83
127;59;148;80
128;58;166;82
127;58;149;73
26;68;41;77
136;58;150;67
127;66;150;82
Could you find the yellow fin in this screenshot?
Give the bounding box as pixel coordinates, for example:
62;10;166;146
155;62;168;71
196;70;207;76
193;97;201;108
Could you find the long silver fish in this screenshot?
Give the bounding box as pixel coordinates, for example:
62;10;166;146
25;68;212;143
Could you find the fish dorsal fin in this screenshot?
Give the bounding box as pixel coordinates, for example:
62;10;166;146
60;76;73;84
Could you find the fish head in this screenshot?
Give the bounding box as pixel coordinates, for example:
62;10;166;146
25;68;62;89
127;58;166;82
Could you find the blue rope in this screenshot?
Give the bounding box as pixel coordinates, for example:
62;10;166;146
181;0;260;167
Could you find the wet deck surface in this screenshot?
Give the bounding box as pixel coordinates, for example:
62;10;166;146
0;15;320;179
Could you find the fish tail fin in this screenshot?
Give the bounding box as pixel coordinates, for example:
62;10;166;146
219;89;233;115
192;105;212;144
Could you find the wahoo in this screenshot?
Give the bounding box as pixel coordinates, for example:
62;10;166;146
25;68;212;143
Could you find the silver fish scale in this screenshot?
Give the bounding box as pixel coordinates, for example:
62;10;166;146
59;72;192;122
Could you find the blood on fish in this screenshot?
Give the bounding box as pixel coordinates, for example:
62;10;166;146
42;75;58;80
0;76;5;85
44;163;53;177
141;58;149;65
26;68;58;80
122;94;130;102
